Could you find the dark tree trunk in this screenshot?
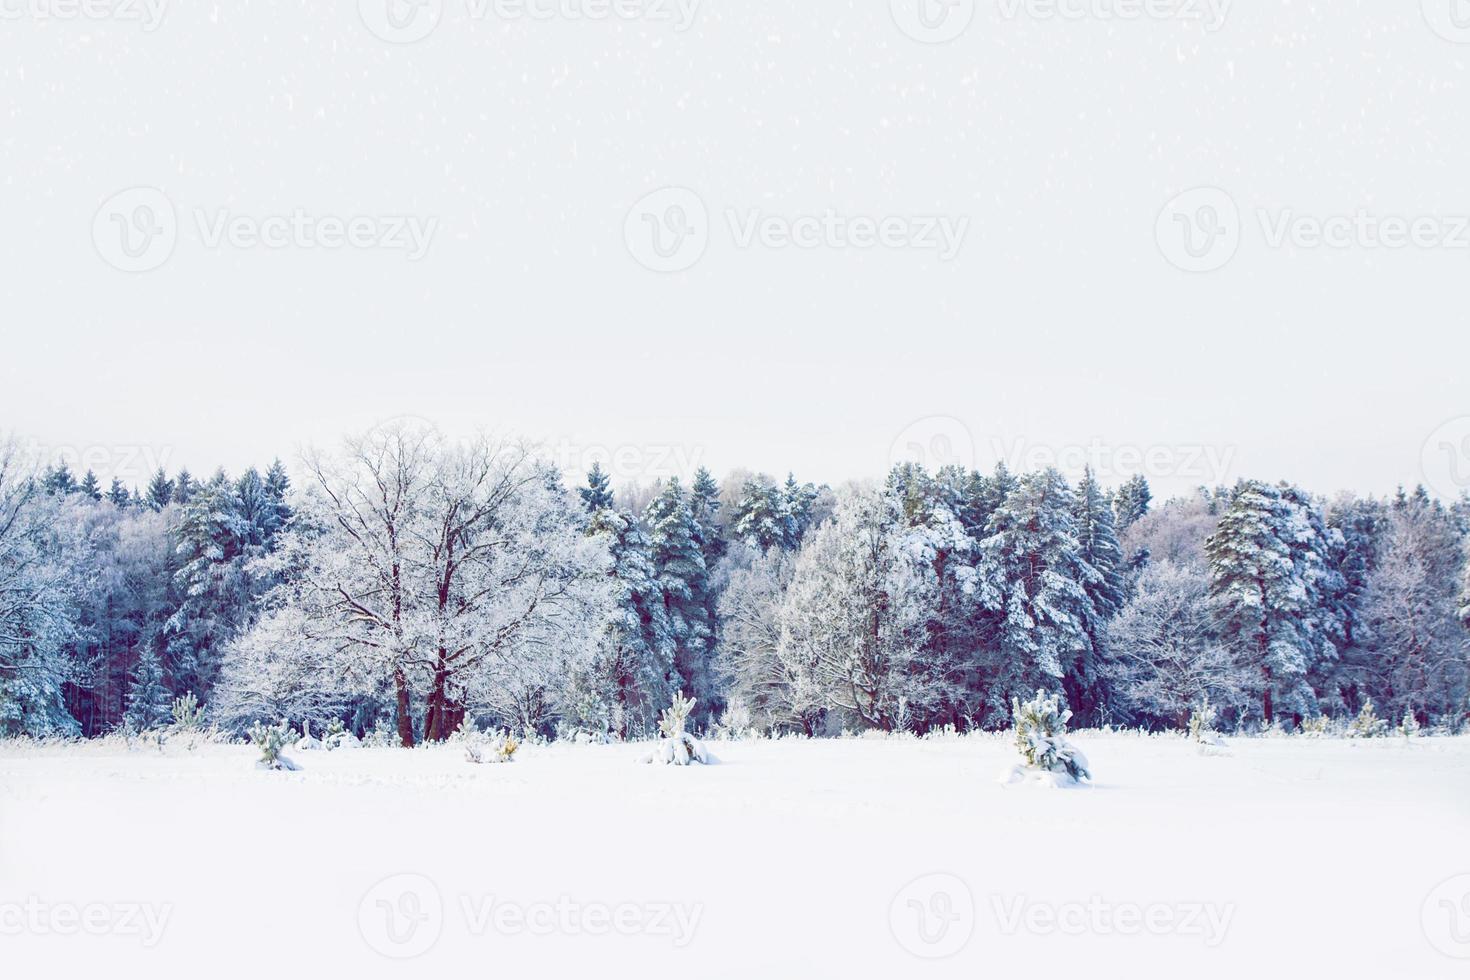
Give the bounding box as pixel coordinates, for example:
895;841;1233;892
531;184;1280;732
394;668;415;747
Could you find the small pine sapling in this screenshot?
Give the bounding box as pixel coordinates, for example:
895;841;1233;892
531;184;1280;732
1000;689;1091;787
1399;710;1422;740
1349;698;1389;739
323;719;359;751
168;691;208;749
1301;715;1333;738
465;730;519;765
249;720;299;771
1188;697;1228;754
639;690;713;766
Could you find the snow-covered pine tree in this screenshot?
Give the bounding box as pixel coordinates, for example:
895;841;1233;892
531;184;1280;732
166;471;247;699
729;477;786;552
107;478;131;509
779;473;819;550
1113;474;1152;532
172;469;195;506
1348;696;1388;738
1205;481;1341;727
42;462;78;496
578;462;616;514
1073;467;1127;717
248;719;298;770
645;478;716;725
262;460;292;539
145;468;174;511
170;690;205;732
1001;689;1091;786
639;690;711;765
882;463;983;731
975;468;1103;723
79;470;102;501
1399;708;1421;738
124;648;172;731
580;500;676;738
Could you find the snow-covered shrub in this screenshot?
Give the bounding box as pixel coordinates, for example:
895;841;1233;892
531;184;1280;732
1399;710;1421;739
249;720;299;771
294;721;325;752
639;691;712;766
1301;715;1334;738
363;717;398;747
1349;698;1389;739
1188;698;1228;753
448;715;479;745
1000;690;1090;787
712;698;754;741
323;719;360;750
465;731;519;765
170;692;206;734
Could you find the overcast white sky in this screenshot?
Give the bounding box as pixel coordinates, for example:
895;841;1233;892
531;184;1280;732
2;1;1468;501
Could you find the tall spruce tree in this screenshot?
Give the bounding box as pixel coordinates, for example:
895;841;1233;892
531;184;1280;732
145;467;174;510
107;478;131;508
645;478;716;723
1114;474;1152;532
1205;481;1342;725
975;468;1103;723
124;648;172;731
79;470;102;501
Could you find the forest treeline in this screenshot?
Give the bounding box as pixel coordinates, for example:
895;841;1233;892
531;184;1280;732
1;423;1467;743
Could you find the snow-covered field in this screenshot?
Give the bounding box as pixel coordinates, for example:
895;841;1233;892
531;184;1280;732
3;733;1468;978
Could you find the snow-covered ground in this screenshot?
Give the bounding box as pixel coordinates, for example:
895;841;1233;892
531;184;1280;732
3;733;1468;978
